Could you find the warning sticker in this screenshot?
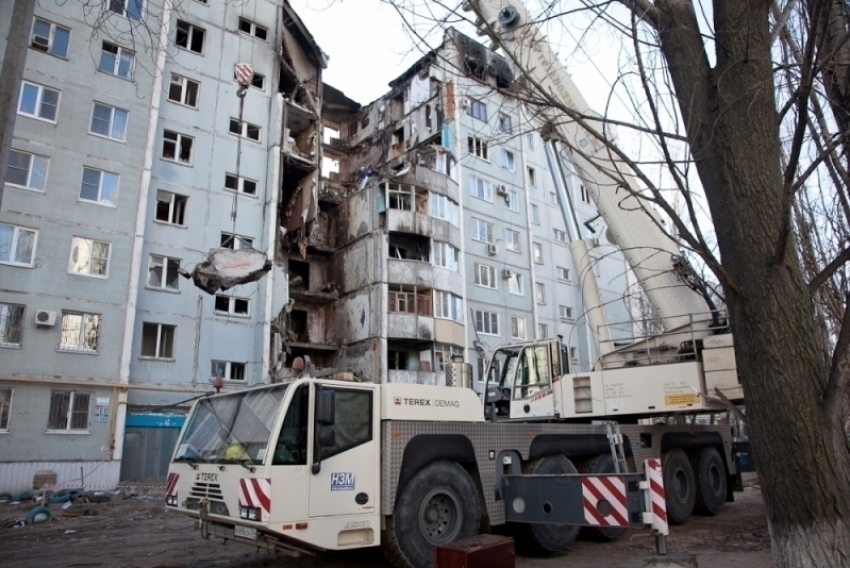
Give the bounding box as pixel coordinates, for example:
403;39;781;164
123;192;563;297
665;393;700;406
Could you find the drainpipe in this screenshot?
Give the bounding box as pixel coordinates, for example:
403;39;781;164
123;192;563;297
114;0;173;462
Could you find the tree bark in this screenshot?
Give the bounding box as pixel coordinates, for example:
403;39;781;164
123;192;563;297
640;0;850;565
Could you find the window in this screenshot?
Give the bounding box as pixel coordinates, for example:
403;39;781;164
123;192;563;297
388;349;409;370
505;190;519;211
474;310;499;335
68;237;110;277
533;242;543;264
6;150;47;190
109;0;144;20
168;74;199;107
499;112;512;133
214;295;249;316
176;20;205;53
501;149;515;170
161;130;193;164
580;184;590;203
211;360;245;381
528;166;536;186
432;241;459;272
99;42;134;79
557;266;571;281
0;304;25;347
220;232;253;250
559;305;574;320
274;384;308;465
141;322;175;359
31;18;70;57
387;183;413;210
147;254;180;291
531;204;540;225
58;312;101;353
155;190;187;225
229;118;261;141
434;290;463;322
570;346;578;360
507;271;523;295
435;344;464;372
471;218;493;243
0;223;37;267
553;229;568;243
318;387;373;460
467;98;487;120
538;323;548;339
526;132;535;149
48;391;90;431
430;193;459;226
388;285;431;315
238;18;268;41
80;167;118;206
467;136;488;160
234;70;265;90
474;263;496;289
90;102;128;141
511;316;526;339
18;81;59;121
0;389;11;430
549;191;558;204
225;173;258;196
469;175;492;201
504;229;520;252
536;282;546;304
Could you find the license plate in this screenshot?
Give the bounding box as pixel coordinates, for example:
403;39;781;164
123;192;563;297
234;525;257;540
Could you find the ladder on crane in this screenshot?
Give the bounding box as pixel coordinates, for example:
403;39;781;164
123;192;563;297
604;421;629;473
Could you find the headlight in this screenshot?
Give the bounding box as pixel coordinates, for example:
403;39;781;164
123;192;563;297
240;506;260;520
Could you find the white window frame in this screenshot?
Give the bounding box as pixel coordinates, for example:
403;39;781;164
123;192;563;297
536;282;546;305
474;263;497;289
161;130;194;165
58;312;101;353
467;136;489;160
141;322;176;360
505;189;519;211
533;242;543;264
220;232;254;250
155;190;187;226
147;254;181;291
175;20;205;54
549;191;558;204
557;266;571;281
238;17;268;41
90;102;128;141
434;290;463;323
499;112;512;134
531;203;540;225
430;192;459;226
467;98;487;121
471;218;494;243
432;241;459;272
47;390;91;432
0;223;38;267
0;303;25;347
6;149;48;191
212;360;246;381
511;316;526;339
474;310;499;336
469;175;493;202
553;229;568;243
31;17;70;58
68;236;111;278
17;81;60;122
501;149;515;170
537;323;548;339
109;0;144;21
225;173;258;197
507;271;523;296
527;166;536;186
559;305;574;320
504;229;520;252
229;118;261;142
214;294;250;317
0;388;12;431
79;167;119;206
526;132;535;149
99;42;134;79
168;74;199;108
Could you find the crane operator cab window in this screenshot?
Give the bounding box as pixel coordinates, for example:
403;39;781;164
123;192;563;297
513;345;552;399
273;385;308;465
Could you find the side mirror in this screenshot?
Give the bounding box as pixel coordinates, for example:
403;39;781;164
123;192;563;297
317;390;335;426
317;424;336;447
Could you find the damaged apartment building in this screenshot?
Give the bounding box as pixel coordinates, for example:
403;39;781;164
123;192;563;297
274;28;632;387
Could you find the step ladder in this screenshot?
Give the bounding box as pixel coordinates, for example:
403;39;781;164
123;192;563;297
603;421;629;473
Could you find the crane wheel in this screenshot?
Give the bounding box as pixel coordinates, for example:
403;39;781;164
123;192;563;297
511;455;581;555
577;454;627;541
381;461;480;568
691;447;727;515
662;449;696;525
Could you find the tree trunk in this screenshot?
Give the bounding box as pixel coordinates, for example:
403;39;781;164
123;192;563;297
648;0;850;565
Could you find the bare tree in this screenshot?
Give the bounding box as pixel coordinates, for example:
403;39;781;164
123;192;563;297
380;0;850;565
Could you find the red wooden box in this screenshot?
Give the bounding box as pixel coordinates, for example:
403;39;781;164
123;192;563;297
434;534;515;568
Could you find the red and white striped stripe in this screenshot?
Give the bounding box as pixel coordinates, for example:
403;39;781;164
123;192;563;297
166;473;179;497
644;458;668;535
581;475;629;526
239;478;271;520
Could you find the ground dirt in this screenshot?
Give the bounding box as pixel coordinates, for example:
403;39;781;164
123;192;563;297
0;476;772;568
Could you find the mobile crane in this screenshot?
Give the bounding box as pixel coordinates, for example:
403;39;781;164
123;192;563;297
165;3;746;568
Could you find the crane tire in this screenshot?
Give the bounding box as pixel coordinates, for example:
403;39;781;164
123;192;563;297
381;461;480;568
577;454;627;541
691;447;727;516
662;449;696;525
511;455;581;555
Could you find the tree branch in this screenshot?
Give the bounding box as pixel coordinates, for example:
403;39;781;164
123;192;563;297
808;245;850;293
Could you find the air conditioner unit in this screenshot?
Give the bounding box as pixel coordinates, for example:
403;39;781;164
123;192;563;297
31;35;49;50
496;184;508;196
487;243;498;255
459;97;471;108
502;269;512;279
34;309;56;327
